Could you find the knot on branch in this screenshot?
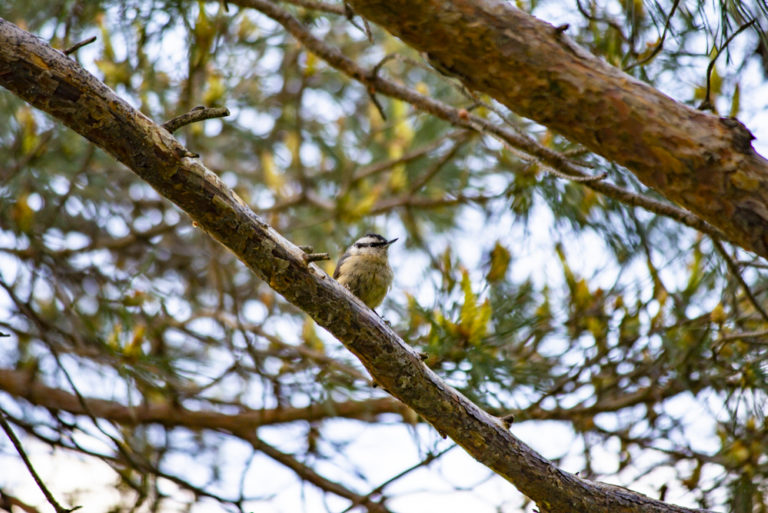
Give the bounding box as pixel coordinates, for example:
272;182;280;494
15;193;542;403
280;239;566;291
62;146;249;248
719;117;755;155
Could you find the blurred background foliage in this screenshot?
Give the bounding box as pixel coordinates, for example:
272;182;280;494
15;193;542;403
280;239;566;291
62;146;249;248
2;0;768;512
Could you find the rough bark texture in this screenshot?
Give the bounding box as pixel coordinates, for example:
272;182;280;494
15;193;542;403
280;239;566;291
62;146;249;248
0;18;712;513
346;0;768;258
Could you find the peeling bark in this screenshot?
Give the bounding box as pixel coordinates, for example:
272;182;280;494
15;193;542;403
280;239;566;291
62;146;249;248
346;0;768;258
0;18;713;513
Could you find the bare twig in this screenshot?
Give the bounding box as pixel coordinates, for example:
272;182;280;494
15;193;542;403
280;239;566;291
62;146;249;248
1;409;269;509
544;166;608;183
340;445;457;512
303;251;329;263
735;260;768;269
718;329;768;342
408;133;470;193
574;0;630;44
162;106;231;133
0;411;79;513
712;237;768;323
298;243;331;263
366;54;398;120
699;20;756;111
278;0;345;15
344;2;373;41
1;130;54;184
625;0;681;71
0;490;42;513
370;53;398;78
3;221;178;260
353;131;466;184
244;433;392;512
63;36;96;55
367;89;387;120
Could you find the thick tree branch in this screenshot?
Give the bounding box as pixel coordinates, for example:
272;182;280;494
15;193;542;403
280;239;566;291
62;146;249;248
344;0;768;259
0;18;712;513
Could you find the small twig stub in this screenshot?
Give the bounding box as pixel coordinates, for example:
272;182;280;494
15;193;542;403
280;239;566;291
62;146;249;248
162;106;230;133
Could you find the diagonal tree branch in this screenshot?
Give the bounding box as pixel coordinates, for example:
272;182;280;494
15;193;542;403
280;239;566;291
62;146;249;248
343;0;768;259
0;410;78;513
0;489;43;513
0;18;712;513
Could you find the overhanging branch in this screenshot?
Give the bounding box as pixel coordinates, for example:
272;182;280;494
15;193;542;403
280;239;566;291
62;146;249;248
344;0;768;259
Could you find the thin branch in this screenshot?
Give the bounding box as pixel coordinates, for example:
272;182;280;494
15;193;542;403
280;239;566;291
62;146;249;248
712;237;768;323
0;490;42;513
63;36;96;56
303;251;330;263
0;368;406;429
3;221;179;259
699;19;756;111
243;432;392;513
0;410;79;513
544;166;608;183
735;260;768;269
2;410;269;510
41;343;161;490
365;53;396;120
340;445;457;513
370;190;500;214
407;133;471;193
162;106;230;133
574;0;630;44
190;310;371;382
344;1;373;42
0;129;54;185
352;131;466;184
718;329;768;343
625;0;681;71
278;0;345;15
260;189;335;213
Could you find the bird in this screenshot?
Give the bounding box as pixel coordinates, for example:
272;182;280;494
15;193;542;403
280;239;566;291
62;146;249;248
333;233;397;309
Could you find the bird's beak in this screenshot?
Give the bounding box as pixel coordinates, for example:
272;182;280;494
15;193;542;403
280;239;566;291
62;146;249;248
386;238;398;246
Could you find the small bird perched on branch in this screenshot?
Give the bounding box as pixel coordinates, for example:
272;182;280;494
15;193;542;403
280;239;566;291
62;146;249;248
334;233;397;309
